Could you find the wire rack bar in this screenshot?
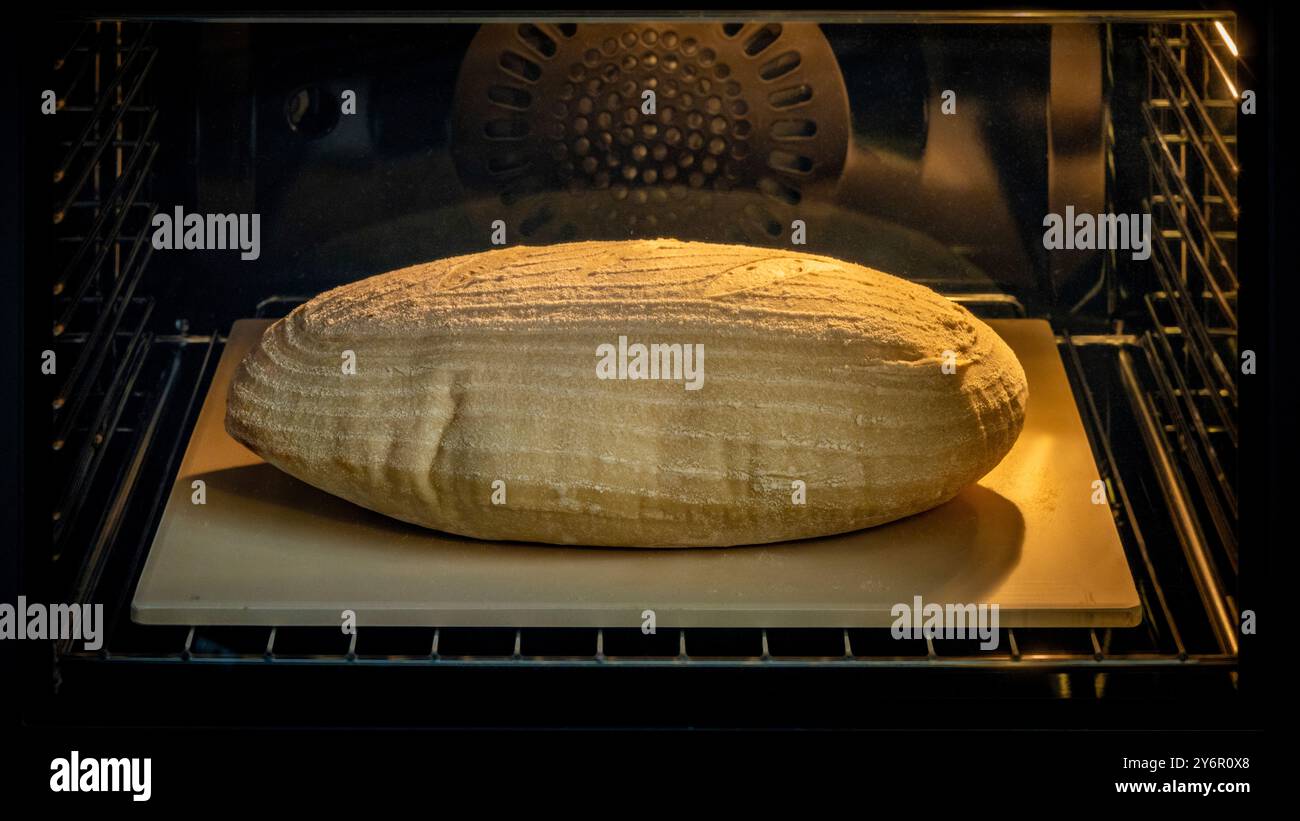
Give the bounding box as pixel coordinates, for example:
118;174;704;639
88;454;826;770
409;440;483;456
49;21;161;581
53;23;93;70
52;315;154;558
55;45;95;109
1145;25;1238;195
1139;102;1238;309
1060;334;1188;658
1141;135;1238;345
53;110;159;294
1115;347;1237;656
53;22;154;187
102;337;219;649
1145;227;1237;427
1142;295;1238;533
60;625;1241;670
54;225;158;447
59;340;181;656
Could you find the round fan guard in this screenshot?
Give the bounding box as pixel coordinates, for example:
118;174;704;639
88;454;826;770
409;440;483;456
451;22;850;246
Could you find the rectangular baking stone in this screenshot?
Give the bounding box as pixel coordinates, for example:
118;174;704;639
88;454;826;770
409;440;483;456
132;318;1141;629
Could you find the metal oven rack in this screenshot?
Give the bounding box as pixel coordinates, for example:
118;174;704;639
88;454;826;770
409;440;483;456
48;19;1240;702
57;329;1238;697
48;21;167;610
1136;20;1239;656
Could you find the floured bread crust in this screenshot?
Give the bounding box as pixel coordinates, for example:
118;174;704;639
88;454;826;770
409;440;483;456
225;239;1028;547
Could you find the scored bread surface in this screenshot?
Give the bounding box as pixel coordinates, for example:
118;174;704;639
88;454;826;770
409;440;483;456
225;239;1028;547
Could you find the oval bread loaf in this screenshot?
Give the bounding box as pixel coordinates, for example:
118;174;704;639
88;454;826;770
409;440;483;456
225;239;1028;547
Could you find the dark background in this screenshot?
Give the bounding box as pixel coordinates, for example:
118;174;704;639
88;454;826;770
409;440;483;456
1;1;1283;804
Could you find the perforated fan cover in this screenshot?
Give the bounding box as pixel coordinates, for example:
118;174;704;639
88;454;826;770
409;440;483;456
451;22;850;244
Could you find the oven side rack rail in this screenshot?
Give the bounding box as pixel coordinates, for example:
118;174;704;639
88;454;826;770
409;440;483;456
49;20;162;574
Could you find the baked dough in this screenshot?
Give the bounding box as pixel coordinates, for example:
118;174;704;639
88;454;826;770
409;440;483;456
225;239;1028;546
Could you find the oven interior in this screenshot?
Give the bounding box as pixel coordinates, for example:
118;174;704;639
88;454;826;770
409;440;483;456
29;14;1248;726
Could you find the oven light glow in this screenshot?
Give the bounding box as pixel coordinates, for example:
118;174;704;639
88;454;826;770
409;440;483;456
1214;21;1239;58
1203;22;1240;100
